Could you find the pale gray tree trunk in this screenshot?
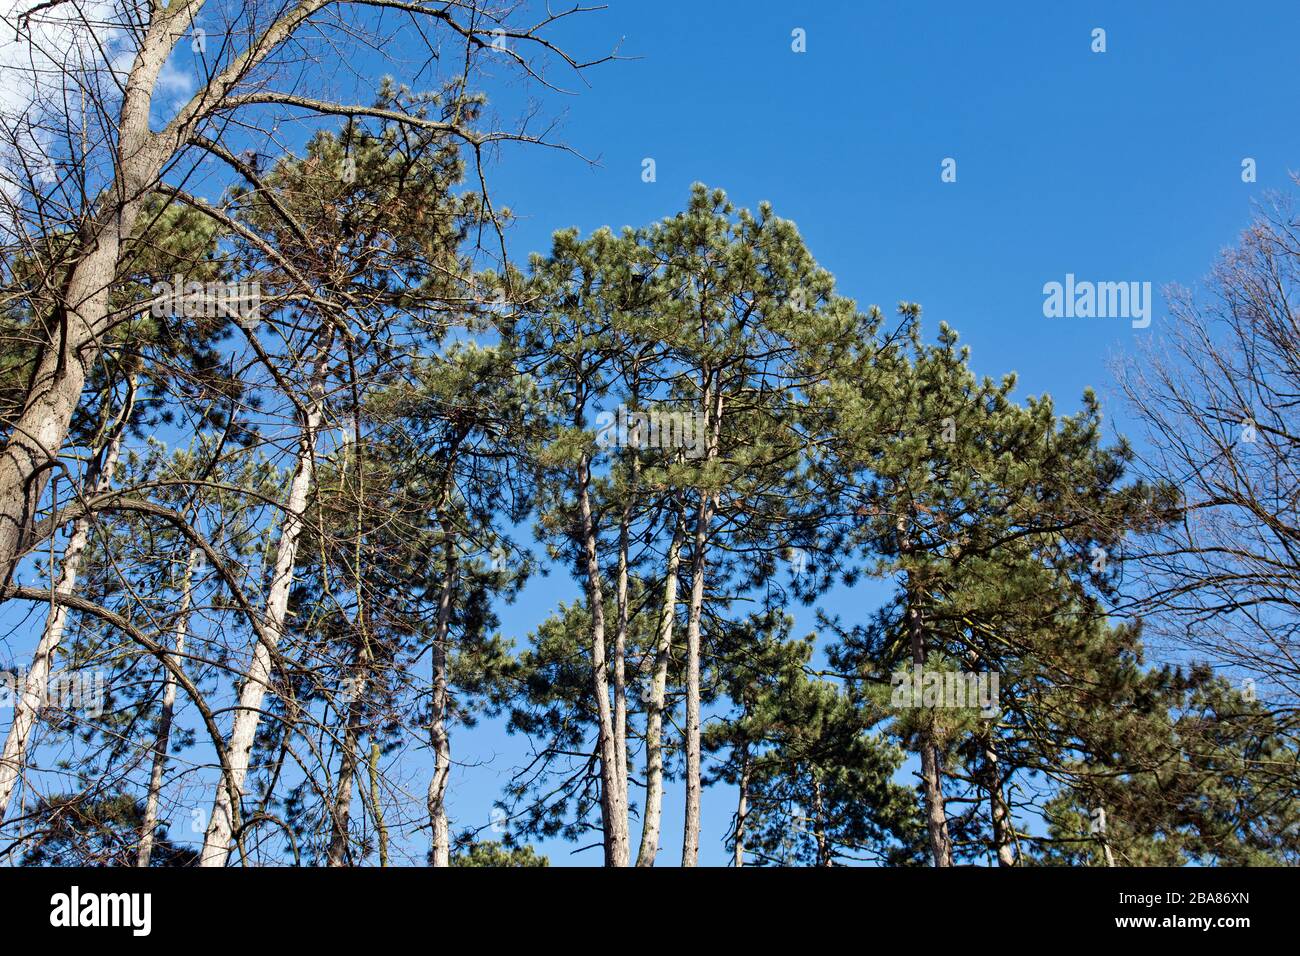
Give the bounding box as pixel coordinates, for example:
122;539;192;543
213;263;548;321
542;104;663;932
910;598;952;867
612;482;632;849
0;421;127;819
138;547;200;866
424;438;467;867
576;450;629;866
635;513;681;867
1094;806;1116;867
681;386;721;868
680;494;710;867
612;443;643;853
199;327;332;867
732;746;750;868
426;531;456;868
368;742;388;866
812;777;831;866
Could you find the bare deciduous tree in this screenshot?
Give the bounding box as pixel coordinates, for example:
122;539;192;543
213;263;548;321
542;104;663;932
1118;179;1300;714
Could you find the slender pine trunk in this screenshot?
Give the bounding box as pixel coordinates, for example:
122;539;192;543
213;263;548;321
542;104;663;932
327;647;370;867
898;515;952;867
911;602;952;867
1094;806;1116;867
681;385;721;868
612;449;641;853
328;433;374;868
635;512;681;867
0;415;128;819
983;737;1016;866
812;776;831;866
137;547;199;866
427;531;456;867
732;745;750;868
368;742;388;866
199;326;333;867
577;450;629;866
680;492;711;867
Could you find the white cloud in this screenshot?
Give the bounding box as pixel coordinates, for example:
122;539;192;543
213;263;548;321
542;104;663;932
0;0;127;120
0;0;133;233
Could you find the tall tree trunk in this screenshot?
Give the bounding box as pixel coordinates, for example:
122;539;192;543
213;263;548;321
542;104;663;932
137;547;199;866
612;453;640;853
983;737;1016;866
811;776;831;867
681;384;721;867
680;491;712;867
1093;806;1116;867
910;597;952;867
426;530;456;868
328;433;374;868
732;744;750;868
0;414;128;819
577;450;629;866
898;515;952;867
635;512;681;867
0;15;182;588
327;646;370;867
368;742;388;866
199;326;333;867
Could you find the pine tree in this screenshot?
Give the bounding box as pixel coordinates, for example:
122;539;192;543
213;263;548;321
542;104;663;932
824;314;1158;866
704;614;923;866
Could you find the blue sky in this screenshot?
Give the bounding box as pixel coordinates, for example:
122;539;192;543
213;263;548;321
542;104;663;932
485;0;1297;415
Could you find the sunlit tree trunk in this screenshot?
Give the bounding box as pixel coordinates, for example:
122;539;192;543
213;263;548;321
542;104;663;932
328;430;375;868
635;513;681;867
732;745;750;868
811;776;832;866
612;452;640;852
682;385;721;867
984;738;1017;866
368;742;388;866
0;11;183;589
0;414;128;819
681;493;711;866
199;326;333;867
577;450;629;866
427;530;457;868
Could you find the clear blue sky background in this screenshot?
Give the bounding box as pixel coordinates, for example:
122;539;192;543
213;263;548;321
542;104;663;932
443;0;1300;866
4;0;1298;867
